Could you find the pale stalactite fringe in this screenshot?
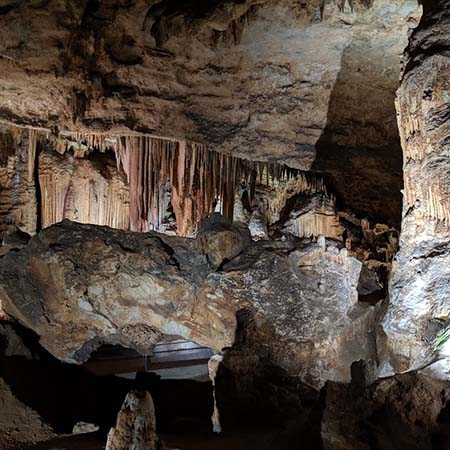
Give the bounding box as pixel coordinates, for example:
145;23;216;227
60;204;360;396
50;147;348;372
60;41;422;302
1;124;332;236
27;129;37;183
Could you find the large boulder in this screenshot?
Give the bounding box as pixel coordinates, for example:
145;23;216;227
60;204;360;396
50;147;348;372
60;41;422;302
0;220;376;389
196;213;251;269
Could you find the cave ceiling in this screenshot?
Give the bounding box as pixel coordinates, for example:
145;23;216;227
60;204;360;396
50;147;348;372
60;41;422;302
0;0;420;224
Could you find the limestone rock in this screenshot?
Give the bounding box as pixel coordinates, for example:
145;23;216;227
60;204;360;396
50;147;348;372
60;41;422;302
0;220;377;388
380;0;450;376
0;128;37;236
106;390;160;450
321;374;450;450
39;148;130;231
72;421;99;435
196;213;251;269
280;193;344;240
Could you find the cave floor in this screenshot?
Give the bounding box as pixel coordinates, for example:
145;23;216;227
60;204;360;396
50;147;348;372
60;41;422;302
27;428;284;450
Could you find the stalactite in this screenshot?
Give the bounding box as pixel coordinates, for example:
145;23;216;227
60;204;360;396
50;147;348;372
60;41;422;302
2;123;333;237
115;135;323;236
38;150;130;231
27;129;37;183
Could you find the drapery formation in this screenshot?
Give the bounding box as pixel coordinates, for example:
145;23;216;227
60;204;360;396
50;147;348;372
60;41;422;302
115;135;326;235
1;126;333;237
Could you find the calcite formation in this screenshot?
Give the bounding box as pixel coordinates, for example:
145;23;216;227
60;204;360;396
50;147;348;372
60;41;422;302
0;124;341;238
0;128;37;235
0;219;376;389
106;391;160;450
380;0;450;377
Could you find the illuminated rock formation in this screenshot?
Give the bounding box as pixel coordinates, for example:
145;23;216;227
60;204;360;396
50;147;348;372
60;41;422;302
106;391;160;450
0;220;376;389
380;0;450;377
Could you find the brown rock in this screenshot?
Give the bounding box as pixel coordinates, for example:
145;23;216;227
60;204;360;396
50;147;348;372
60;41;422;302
0;220;376;388
0;377;55;450
381;0;450;377
0;1;420;224
196;213;251;269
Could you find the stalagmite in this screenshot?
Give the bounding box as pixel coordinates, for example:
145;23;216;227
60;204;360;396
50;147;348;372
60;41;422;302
106;391;159;450
208;354;224;434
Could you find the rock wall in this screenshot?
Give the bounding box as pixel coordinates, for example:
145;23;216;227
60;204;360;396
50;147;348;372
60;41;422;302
0;128;37;235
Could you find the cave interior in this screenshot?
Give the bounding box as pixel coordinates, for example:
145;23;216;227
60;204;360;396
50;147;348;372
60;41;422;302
2;0;450;449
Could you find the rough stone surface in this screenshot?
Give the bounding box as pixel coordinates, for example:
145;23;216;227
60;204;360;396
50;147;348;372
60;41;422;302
0;220;376;388
0;377;55;450
321;373;450;450
196;213;251;269
39;148;130;231
380;0;450;377
106;390;160;450
0;0;421;224
0;128;37;236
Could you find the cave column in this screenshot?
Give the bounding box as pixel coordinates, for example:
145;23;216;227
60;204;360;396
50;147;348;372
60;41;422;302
380;0;450;375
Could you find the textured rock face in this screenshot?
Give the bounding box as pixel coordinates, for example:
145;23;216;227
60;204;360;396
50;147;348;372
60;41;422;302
0;323;55;450
380;0;450;376
0;220;376;388
0;128;37;235
0;0;420;224
0;377;55;450
321;374;450;450
106;391;159;450
39;148;130;230
196;213;251;269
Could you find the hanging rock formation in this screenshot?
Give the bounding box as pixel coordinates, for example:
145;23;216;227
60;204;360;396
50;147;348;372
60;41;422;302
0;127;37;236
39;148;130;231
0;219;376;389
380;0;450;377
0;0;421;225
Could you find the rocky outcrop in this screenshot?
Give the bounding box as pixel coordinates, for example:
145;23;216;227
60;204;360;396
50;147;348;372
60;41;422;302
0;219;377;388
106;391;161;450
0;377;55;450
0;0;421;224
196;213;251;269
321;373;450;450
380;0;450;377
0;323;55;450
0;128;37;236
